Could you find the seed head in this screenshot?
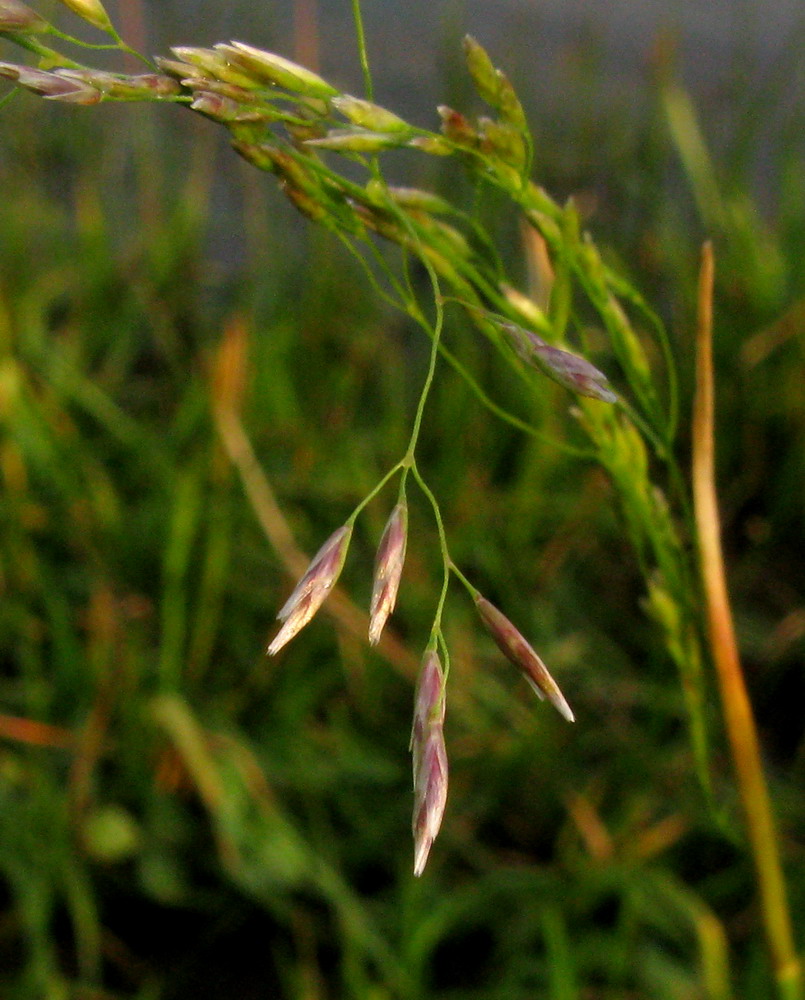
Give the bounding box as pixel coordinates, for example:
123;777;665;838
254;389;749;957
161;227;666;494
55;0;112;32
171;46;257;89
154;56;198;81
475;595;574;722
0;0;48;33
502;322;616;404
128;73;182;99
331;95;410;133
411;650;448;876
267;524;352;655
0;63;100;103
406;135;453;156
463;35;501;108
437;105;477;146
368;501;408;645
55;68;180;100
463;36;526;129
231;139;280;172
407;135;452;156
214;41;337;98
191;92;265;123
282;183;332;224
371;184;452;214
478;116;526;171
305;128;410;153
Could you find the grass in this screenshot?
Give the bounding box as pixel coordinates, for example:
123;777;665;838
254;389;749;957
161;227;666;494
1;2;804;998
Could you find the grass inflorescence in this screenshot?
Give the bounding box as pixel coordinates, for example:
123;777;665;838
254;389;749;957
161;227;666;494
1;1;803;997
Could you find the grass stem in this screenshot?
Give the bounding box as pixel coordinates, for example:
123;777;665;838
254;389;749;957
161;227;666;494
692;241;802;1000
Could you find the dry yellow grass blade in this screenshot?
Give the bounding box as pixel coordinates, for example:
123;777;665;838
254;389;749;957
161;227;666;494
692;242;801;1000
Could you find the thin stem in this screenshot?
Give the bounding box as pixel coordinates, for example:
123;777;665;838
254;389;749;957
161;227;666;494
436;340;596;459
346;460;405;524
341;230;588;455
30;26;156;69
615;395;669;462
6;34;85;68
400;255;445;465
338;231;577;452
404;312;442;465
448;559;478;600
334;231;410;313
103;22;155;69
350;0;373;100
692;242;801;1000
410;461;452;639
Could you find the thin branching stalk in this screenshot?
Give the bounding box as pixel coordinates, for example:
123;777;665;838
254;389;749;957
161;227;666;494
3;3;800;975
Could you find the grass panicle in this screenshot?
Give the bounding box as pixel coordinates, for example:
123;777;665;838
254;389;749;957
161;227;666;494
1;4;802;997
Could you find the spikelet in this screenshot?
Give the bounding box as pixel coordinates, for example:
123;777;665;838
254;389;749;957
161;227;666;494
368;501;408;645
214;41;337;98
475;595;574;722
267;525;352;655
411;649;448;876
500;321;617;404
0;0;48;33
0;63;100;103
55;0;112;32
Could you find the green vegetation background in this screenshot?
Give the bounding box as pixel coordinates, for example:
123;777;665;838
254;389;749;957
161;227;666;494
1;4;804;998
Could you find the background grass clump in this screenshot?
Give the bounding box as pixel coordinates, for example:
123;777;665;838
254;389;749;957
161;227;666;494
1;1;804;998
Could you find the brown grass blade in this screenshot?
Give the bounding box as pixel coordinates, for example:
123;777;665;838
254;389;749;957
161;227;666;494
692;241;801;999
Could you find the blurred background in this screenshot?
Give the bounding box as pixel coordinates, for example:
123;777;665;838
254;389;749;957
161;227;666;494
1;1;804;997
